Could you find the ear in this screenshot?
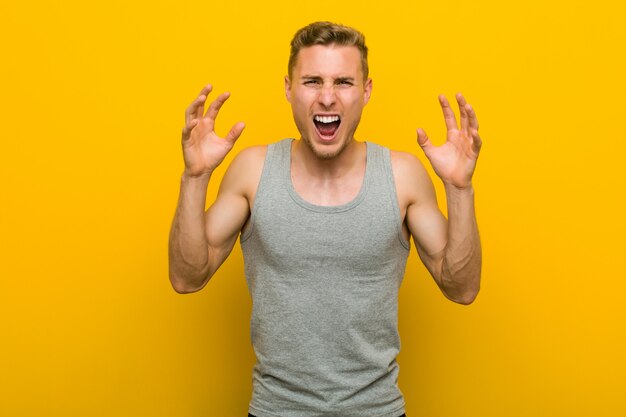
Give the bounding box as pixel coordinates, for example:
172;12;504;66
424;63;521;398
363;78;373;105
284;75;292;103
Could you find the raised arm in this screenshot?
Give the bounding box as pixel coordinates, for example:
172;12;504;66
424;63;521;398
168;84;250;294
398;93;482;305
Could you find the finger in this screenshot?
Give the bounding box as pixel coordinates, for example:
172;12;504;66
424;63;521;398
470;128;482;154
466;103;479;131
439;94;458;132
456;93;469;133
182;119;199;142
417;128;433;155
195;84;213;120
224;121;246;144
204;92;231;122
186;95;207;126
185;84;213;126
198;83;213;97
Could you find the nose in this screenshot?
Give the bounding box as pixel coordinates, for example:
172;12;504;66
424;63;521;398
317;84;336;108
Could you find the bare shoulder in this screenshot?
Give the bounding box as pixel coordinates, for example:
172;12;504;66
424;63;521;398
228;145;267;171
219;145;268;203
389;150;436;208
390;150;427;179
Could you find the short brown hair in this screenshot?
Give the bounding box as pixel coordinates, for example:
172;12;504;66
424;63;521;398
288;21;369;81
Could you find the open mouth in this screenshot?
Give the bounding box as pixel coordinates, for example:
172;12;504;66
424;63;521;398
313;115;341;139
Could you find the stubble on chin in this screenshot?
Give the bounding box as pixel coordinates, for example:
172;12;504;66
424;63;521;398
300;135;351;161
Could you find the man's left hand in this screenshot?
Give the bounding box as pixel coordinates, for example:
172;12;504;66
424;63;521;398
417;93;482;189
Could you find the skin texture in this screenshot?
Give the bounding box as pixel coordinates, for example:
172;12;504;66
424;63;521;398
168;44;482;304
285;45;372;161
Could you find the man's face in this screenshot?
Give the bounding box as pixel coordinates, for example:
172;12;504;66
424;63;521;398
285;44;372;160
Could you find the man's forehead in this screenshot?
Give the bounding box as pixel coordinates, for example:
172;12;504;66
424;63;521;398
293;44;363;76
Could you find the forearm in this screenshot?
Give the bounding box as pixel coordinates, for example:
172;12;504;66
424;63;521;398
439;184;482;304
168;172;213;293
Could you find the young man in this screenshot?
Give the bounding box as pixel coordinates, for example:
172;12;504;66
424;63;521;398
169;21;482;417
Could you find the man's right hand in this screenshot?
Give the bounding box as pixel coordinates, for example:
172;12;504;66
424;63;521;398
182;84;246;177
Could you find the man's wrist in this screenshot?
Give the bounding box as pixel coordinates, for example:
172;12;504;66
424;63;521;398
443;181;474;196
182;170;213;182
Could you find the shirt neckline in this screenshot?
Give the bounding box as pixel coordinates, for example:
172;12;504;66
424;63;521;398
284;139;371;213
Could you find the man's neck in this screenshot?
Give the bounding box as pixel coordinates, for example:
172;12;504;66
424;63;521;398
290;138;367;206
291;138;366;181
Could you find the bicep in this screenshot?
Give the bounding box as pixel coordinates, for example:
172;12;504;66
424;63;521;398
203;146;265;274
393;151;448;277
406;195;447;276
204;184;249;267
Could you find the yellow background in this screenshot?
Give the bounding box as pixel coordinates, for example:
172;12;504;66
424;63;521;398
2;0;625;416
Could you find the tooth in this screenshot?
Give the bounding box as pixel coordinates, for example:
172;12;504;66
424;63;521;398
315;116;339;123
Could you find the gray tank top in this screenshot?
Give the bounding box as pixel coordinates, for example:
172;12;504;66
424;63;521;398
241;139;410;417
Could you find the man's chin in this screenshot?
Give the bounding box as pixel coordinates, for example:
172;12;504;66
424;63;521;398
302;136;349;160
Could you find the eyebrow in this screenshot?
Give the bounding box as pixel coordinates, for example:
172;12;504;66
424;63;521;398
300;75;356;82
301;75;323;81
